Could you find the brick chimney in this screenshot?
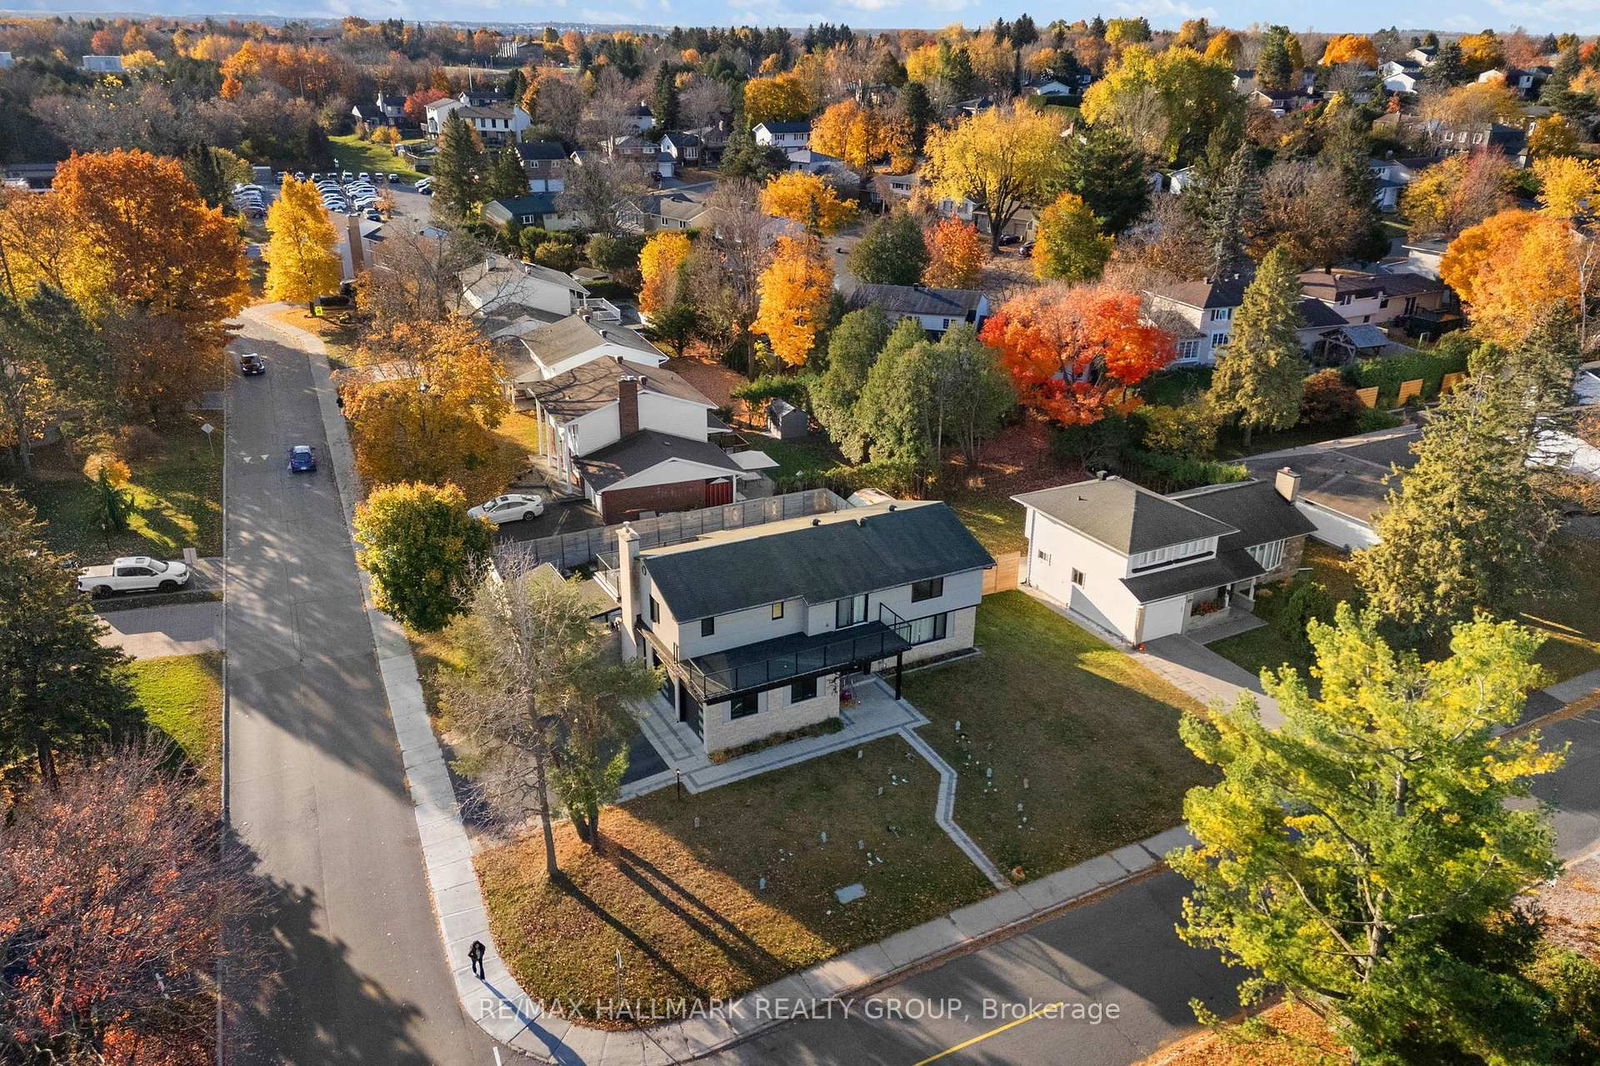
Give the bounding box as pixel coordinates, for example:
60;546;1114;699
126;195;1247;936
1275;466;1301;504
618;375;640;436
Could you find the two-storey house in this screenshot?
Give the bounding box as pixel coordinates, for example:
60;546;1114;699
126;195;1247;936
841;283;990;337
515;140;568;192
752;121;812;149
425;93;531;146
457;255;592;320
616;501;993;754
1143;278;1345;365
1014;473;1314;644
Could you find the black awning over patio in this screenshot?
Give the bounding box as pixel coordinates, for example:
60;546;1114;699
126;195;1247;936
685;621;912;701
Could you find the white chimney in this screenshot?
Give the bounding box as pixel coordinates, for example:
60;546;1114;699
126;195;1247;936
1275;466;1301;504
617;523;642;660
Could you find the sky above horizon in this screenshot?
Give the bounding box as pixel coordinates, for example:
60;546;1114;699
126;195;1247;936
3;0;1595;37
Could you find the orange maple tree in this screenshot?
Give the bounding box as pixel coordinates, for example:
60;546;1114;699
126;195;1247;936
753;234;833;367
638;231;692;313
979;284;1176;425
1441;208;1594;346
53;149;250;412
922;217;986;289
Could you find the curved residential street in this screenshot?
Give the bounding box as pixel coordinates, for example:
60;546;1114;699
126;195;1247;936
221;305;497;1066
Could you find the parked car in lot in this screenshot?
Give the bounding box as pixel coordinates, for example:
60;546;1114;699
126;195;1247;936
240;353;266;375
468;493;545;525
387;172;401;183
77;557;191;597
288;444;318;472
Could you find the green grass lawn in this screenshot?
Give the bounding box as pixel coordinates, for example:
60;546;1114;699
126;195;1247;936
127;652;223;782
759;436;846;485
903;591;1213;881
477;737;993;1025
328;134;427;182
1141;366;1214;407
946;488;1028;556
16;413;224;561
1209;542;1361;683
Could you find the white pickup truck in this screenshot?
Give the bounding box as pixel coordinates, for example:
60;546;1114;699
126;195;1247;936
77;557;192;597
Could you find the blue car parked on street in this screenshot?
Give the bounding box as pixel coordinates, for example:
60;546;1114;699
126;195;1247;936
288;444;318;473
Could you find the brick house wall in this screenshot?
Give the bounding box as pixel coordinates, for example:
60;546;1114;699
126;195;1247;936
599;478;719;522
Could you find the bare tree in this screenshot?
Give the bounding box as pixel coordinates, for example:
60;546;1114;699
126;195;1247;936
680;75;733;131
686;177;769;372
532;76;584;142
442;558;658;869
363;220;487;325
0;745;259;1062
558;154;650;236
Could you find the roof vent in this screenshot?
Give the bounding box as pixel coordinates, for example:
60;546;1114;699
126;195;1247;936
856;517;866;527
812;518;822;526
887;503;897;511
1095;469;1109;480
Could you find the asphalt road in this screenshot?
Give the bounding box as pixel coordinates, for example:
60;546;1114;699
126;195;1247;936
222;307;498;1066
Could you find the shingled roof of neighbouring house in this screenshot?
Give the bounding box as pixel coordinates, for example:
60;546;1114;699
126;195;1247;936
1013;477;1237;555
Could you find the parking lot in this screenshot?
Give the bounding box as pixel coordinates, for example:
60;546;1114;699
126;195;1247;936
491;496;607;545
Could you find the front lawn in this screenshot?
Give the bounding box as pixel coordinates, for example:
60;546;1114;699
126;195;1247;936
128;652;224;782
903;591;1212;881
476;737;993;1025
1209;541;1360;682
328;134;427;182
17;414;224;561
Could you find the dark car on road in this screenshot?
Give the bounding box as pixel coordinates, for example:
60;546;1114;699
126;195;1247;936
240;353;266;375
288;445;318;473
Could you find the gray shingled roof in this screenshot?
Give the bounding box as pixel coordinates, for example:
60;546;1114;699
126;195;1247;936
576;431;743;491
845;283;986;318
1013;478;1236;555
1121;550;1264;604
524;357;711;419
1170;479;1317;552
641;501;993;622
523;314;662;367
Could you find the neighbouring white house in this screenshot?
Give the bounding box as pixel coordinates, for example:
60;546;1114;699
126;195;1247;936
1382;70;1421;94
510;312;668;381
81;55;124;73
1014;473;1315;645
626;101;656;134
1406;46;1437;66
841;283;990;337
615;500;993;755
424;94;531;146
1242;427;1421;551
457;255;591;320
1143;277;1347;365
522;356;776;522
752;121;812;149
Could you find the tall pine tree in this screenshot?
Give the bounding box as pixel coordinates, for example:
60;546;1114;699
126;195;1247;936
1207;245;1307;445
432;111;486;219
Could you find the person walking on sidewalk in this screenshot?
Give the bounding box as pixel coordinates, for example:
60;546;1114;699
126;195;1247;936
468;940;486;979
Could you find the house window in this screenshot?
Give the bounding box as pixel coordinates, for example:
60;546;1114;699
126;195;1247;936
1248;539;1286;571
911;577;944;603
1037;549;1051;564
1338;294;1354;305
905;612;949;645
1210;307;1233;322
729;692;759;719
701;617;715;637
1211;333;1230;350
772;601;785;620
1131;539;1215;572
790;677;818;702
1176;339;1201;360
836;594;868;628
1071;568;1085;586
649;597;660;624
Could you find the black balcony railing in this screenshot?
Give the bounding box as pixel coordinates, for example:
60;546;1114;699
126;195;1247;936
666;604;915;703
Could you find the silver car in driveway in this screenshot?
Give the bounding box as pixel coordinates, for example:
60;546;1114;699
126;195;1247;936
468;493;545;524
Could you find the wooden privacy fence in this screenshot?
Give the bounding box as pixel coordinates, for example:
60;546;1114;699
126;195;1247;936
982;551;1021;595
497;489;850;571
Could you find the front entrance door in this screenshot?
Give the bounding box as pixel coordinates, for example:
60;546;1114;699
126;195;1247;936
677;684;703;738
705;478;734;506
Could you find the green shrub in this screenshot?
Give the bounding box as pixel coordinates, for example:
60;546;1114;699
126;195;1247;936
1345;345;1470;406
533;239;581;273
1133;401;1222;458
1048;415;1137;471
731;373;815;407
1124;449;1247;493
1353;406;1405;433
1275;580;1334;659
811;458;929;498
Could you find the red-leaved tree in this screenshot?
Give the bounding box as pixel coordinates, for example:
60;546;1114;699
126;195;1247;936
0;747;257;1064
979;283;1176;426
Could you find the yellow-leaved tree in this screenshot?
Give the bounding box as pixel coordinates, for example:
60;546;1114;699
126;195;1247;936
1319;34;1378;66
753;234;833;367
759;172;856;236
743;74;812;128
637;231;692;314
810;99;914;174
264;177;342;305
1534;156;1600;219
922;102;1069;251
1441;208;1595;347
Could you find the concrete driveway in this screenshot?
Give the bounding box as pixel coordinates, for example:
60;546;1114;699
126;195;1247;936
222;305;497;1066
492;496;606;545
96;602;222;659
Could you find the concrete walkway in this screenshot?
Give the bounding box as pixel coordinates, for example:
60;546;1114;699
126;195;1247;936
1137;635;1283;727
898;727;1010;890
96;601;222;659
